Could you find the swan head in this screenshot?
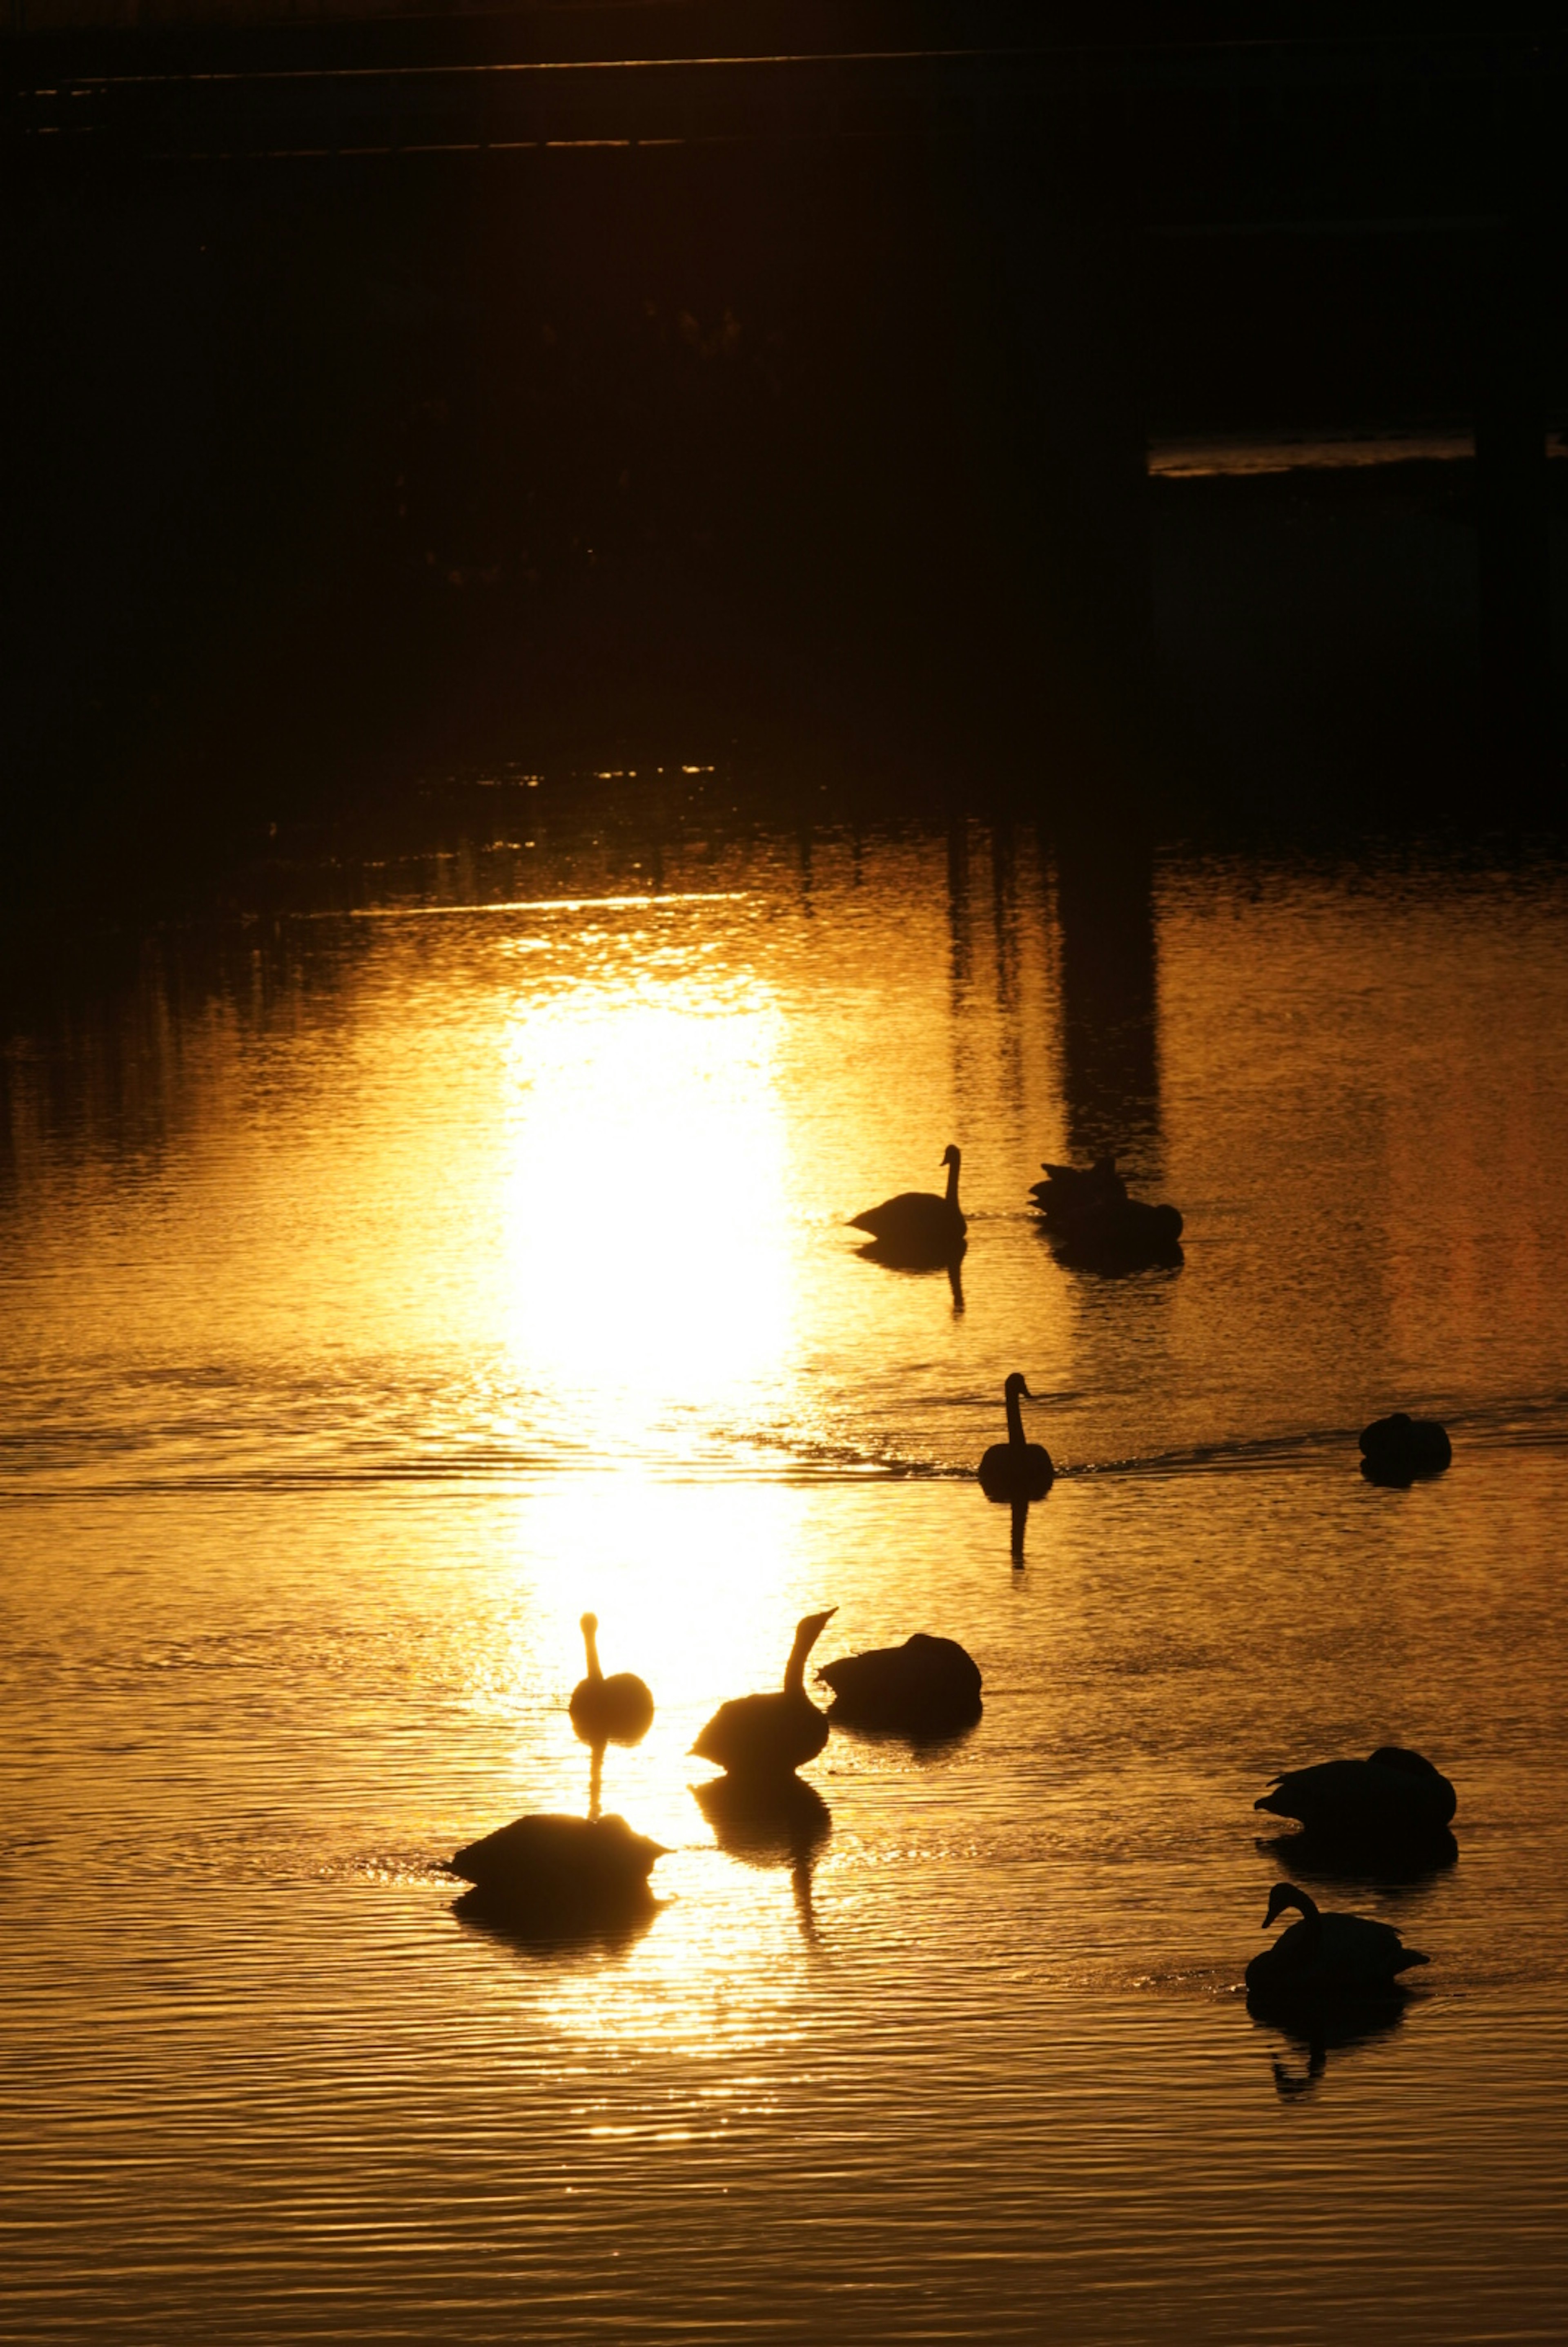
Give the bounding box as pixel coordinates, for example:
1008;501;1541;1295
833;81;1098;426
1262;1881;1319;1931
1004;1372;1035;1403
783;1606;837;1695
580;1612;598;1636
941;1143;961;1169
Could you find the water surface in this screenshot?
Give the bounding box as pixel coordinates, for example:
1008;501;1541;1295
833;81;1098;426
2;817;1566;2341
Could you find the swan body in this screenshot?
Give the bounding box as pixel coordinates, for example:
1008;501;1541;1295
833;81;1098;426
1256;1746;1457;1841
849;1144;966;1263
817;1632;982;1733
1029;1156;1183;1269
978;1372;1054;1501
450;1811;668;1914
692;1608;836;1781
1245;1881;1429;1998
1359;1412;1452;1484
568;1613;654;1746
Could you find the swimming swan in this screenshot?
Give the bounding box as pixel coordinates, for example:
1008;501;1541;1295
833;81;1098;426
849;1145;966;1262
568;1613;655;1746
1245;1882;1429;1998
691;1608;837;1780
978;1373;1055;1501
1256;1746;1457;1841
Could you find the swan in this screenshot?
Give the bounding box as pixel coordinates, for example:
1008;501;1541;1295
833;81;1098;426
849;1145;966;1263
1029;1155;1126;1220
1256;1746;1457;1841
568;1613;654;1746
816;1631;982;1734
691;1608;836;1780
1245;1881;1429;1997
978;1372;1054;1501
1029;1156;1183;1269
449;1811;669;1915
1359;1412;1451;1484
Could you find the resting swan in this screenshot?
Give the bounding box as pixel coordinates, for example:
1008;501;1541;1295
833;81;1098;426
817;1632;982;1734
1359;1412;1452;1484
568;1613;654;1746
450;1812;668;1916
691;1608;836;1780
1245;1882;1429;1998
978;1373;1054;1501
1256;1746;1457;1841
1029;1156;1183;1269
849;1145;966;1263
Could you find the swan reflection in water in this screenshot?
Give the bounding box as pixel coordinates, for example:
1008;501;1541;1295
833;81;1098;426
453;1874;662;1962
854;1236;965;1312
1248;1985;1412;2102
1256;1825;1458;1892
692;1774;832;1945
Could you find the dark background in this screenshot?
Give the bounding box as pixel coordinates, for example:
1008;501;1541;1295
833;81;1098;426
3;5;1565;903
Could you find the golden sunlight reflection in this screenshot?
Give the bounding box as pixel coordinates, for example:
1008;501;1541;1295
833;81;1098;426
455;1847;822;2063
472;1475;811;1747
452;1474;831;2056
498;929;791;1463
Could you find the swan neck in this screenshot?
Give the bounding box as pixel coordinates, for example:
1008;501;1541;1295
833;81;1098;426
1005;1384;1026;1448
582;1622;603;1683
784;1623;822;1697
944;1154;960;1210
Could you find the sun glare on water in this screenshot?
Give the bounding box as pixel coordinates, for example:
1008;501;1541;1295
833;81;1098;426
497;921;793;1469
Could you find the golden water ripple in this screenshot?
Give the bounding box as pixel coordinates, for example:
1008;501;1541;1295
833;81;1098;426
2;833;1567;2338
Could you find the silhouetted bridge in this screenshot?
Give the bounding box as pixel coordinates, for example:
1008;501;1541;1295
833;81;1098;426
3;29;1561;230
3;15;1563;788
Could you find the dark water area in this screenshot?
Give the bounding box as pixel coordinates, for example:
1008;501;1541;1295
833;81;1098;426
5;137;1564;912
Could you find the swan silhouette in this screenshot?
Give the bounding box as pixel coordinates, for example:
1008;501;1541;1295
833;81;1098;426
1256;1746;1457;1843
449;1811;669;1921
568;1613;654;1747
691;1608;837;1780
1029;1156;1183;1271
1359;1412;1452;1485
1245;1882;1429;1999
817;1633;982;1735
978;1373;1055;1501
849;1145;966;1263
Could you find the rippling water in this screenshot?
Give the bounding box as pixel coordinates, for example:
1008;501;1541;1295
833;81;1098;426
2;816;1566;2341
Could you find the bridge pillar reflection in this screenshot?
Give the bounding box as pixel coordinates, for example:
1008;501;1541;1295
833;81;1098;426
1053;830;1161;1174
955;141;1154;751
1472;221;1553;737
